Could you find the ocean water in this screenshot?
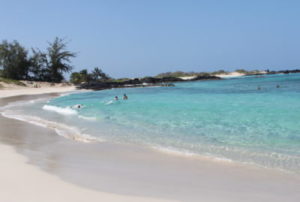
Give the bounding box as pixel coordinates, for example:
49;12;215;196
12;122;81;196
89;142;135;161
2;73;300;173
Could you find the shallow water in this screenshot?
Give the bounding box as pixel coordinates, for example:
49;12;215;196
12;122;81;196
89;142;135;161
2;73;300;173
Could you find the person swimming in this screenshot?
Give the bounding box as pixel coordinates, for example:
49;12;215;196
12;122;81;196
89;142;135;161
123;93;128;100
114;96;119;101
72;104;82;109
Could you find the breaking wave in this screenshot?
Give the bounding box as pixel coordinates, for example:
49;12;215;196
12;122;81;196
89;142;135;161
42;105;78;115
1;111;103;143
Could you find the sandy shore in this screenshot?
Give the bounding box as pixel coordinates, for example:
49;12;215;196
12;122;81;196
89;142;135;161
0;144;174;202
215;71;267;78
215;72;246;78
0;86;77;98
0;90;300;202
178;76;197;80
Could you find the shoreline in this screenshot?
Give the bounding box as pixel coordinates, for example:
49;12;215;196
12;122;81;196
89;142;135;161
0;86;77;99
3;91;298;175
0;144;172;202
0;91;173;202
1;90;300;201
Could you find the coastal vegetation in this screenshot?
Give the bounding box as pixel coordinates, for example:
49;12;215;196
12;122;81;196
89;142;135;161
70;68;220;90
0;77;26;86
70;67;111;84
155;69;266;78
155;71;211;78
0;38;75;82
0;40;30;80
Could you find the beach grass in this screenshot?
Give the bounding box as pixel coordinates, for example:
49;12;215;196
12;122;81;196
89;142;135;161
0;77;26;86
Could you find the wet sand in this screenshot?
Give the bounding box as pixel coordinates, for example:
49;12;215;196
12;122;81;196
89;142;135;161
0;94;300;202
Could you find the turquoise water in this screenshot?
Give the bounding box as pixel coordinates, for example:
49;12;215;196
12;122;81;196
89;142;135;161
5;73;300;173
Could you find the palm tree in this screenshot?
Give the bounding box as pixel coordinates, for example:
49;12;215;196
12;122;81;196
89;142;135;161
46;37;76;82
91;67;110;81
29;48;48;81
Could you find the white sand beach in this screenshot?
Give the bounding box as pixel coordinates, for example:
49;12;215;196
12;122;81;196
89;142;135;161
215;72;246;78
178;76;197;80
215;71;267;78
0;86;76;98
0;81;77;98
0;144;173;202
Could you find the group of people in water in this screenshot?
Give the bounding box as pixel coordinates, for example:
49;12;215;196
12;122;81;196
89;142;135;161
115;93;128;101
73;94;128;109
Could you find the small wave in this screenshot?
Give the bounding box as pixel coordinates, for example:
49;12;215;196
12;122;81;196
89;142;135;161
1;111;104;143
203;154;233;163
78;115;97;121
0;98;47;111
43;105;78;115
151;145;234;163
43;105;97;121
58;92;72;97
105;100;114;105
152;146;197;157
105;100;120;105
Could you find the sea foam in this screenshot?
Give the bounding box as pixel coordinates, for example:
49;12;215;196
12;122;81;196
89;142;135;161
43;105;78;115
0;98;47;111
1;111;103;143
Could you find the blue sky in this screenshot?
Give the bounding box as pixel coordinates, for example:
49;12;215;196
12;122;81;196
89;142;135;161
0;0;300;78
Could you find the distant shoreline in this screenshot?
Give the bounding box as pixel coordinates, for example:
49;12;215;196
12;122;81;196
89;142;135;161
1;69;300;94
76;69;300;90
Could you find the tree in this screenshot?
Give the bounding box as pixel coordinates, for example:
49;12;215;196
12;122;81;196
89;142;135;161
46;37;76;82
211;70;227;75
70;68;111;84
70;69;91;84
29;48;49;81
91;67;110;81
0;40;30;80
70;72;83;84
79;69;91;82
235;69;247;74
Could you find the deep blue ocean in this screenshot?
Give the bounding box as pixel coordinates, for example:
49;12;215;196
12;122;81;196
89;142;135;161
4;73;300;173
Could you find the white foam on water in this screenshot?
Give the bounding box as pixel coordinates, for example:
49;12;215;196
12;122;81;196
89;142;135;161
78;115;97;121
1;111;104;143
43;105;78;116
42;104;97;121
151;145;236;164
0;98;48;111
203;153;234;163
105;100;114;105
151;146;197;157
